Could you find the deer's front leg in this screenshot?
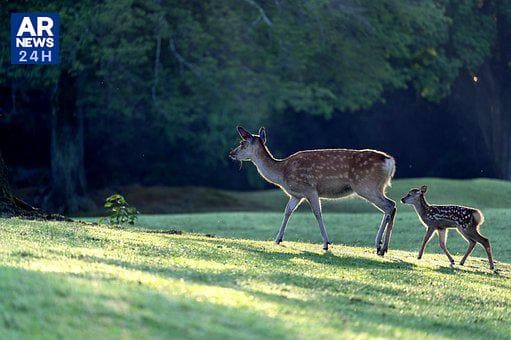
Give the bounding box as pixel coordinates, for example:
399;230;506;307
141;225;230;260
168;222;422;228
306;192;330;250
438;228;455;265
418;226;435;259
275;196;303;244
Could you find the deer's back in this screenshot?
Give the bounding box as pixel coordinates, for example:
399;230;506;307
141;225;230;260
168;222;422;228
422;205;482;229
280;148;394;197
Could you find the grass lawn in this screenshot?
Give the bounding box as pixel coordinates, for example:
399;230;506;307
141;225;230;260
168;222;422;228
1;179;511;338
66;178;511;215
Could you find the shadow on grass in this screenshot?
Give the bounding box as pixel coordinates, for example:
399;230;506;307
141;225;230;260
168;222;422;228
0;265;294;338
45;241;510;339
17;221;511;338
137;224;510;273
5;218;511;338
11;215;508;338
434;264;492;277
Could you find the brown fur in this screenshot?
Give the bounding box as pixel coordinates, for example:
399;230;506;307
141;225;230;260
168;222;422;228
230;127;397;254
401;186;494;269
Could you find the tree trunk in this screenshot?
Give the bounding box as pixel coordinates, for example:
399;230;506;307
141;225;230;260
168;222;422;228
42;70;93;214
0;150;68;219
0;150;16;215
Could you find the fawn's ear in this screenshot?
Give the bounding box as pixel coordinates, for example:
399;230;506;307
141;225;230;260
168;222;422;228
237;126;252;140
420;185;428;193
258;127;266;144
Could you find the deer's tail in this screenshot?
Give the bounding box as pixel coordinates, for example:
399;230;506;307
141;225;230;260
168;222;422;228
382;156;396;178
473;209;485;227
381;155;396;188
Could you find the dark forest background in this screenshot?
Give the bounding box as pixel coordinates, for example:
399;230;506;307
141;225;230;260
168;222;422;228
1;0;511;213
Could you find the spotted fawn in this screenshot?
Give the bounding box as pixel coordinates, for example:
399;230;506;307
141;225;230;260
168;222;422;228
229;126;396;255
401;185;494;269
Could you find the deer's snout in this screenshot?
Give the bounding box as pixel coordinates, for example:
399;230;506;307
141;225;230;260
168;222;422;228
229;149;237;160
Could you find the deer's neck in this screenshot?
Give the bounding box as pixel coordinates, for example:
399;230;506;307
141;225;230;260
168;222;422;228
413;195;431;216
251;144;283;185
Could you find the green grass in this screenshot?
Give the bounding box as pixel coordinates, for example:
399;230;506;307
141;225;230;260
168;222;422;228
233;177;511;213
2;178;511;338
71;178;511;214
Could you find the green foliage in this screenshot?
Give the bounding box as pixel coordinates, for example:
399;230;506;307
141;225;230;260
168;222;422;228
2;0;510;184
1;0;501;112
99;194;139;225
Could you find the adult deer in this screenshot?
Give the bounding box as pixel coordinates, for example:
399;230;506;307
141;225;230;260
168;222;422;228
229;126;396;255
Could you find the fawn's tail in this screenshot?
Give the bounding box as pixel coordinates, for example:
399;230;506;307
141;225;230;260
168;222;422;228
473;210;485;226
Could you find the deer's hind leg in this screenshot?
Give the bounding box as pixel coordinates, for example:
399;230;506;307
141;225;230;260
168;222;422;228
464;228;494;270
380;198;397;256
375;214;387;252
355;187;396;256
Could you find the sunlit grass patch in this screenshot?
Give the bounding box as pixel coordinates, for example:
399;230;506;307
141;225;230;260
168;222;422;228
0;214;510;338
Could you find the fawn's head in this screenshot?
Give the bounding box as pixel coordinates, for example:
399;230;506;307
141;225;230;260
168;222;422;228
401;185;428;204
229;126;267;162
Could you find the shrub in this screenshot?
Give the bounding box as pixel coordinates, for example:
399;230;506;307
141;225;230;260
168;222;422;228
99;194;139;225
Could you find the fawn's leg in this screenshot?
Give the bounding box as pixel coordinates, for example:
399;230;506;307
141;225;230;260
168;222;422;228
459;239;476;266
466;229;494;270
306;192;330;250
418;226;435;259
438;228;455;265
275;196;303;244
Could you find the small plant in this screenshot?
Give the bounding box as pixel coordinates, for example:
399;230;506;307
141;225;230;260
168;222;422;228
99;194;139;225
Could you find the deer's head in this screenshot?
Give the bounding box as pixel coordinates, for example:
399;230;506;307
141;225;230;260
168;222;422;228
229;126;267;162
401;185;427;204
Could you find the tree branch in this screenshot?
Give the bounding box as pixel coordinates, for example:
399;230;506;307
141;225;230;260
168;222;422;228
169;37;202;78
152;36;161;106
242;0;273;27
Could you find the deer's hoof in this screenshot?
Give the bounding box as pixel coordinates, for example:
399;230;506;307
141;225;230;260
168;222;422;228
275;239;282;245
450;261;455;267
323;245;329;251
377;248;387;256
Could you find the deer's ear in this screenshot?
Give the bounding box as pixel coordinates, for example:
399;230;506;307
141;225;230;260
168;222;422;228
259;127;266;144
237;126;252;140
420;185;428;193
